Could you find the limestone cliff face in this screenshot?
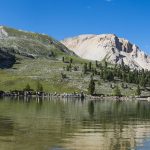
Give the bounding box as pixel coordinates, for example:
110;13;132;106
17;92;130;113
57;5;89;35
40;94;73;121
61;34;150;70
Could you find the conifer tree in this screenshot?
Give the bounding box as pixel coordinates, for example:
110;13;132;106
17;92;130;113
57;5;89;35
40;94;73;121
69;63;72;71
135;85;141;96
70;58;73;64
139;75;146;87
83;63;87;74
62;57;65;62
104;61;108;69
36;81;43;92
112;85;121;96
96;60;98;68
24;84;31;91
66;65;70;71
88;77;95;95
88;62;92;71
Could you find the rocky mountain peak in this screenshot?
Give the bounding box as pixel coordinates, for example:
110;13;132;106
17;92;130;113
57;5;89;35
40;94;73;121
0;26;8;39
61;34;150;70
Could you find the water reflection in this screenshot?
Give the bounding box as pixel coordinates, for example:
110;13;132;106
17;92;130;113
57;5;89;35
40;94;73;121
0;116;13;136
88;101;94;118
36;97;43;112
0;98;150;150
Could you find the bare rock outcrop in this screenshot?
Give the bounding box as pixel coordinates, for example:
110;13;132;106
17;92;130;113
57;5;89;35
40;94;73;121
61;34;150;70
0;26;8;39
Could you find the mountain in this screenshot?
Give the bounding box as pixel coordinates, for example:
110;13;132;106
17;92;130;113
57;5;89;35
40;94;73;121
0;27;149;94
61;34;150;70
0;26;74;68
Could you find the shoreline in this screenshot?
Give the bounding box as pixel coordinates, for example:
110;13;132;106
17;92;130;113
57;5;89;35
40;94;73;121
87;95;150;101
0;91;150;101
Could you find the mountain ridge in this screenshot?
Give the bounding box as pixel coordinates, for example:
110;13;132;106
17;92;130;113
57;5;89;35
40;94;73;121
61;34;150;70
0;26;75;68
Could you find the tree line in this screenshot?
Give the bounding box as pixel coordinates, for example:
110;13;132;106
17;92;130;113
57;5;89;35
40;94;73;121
85;60;149;96
62;57;150;96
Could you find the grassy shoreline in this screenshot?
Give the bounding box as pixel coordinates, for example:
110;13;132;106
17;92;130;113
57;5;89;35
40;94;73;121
0;91;149;102
0;58;149;97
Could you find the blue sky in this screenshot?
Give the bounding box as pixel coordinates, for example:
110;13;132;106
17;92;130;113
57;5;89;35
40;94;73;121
0;0;150;54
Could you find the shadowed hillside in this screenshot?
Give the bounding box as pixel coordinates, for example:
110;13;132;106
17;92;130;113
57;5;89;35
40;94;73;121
0;26;75;68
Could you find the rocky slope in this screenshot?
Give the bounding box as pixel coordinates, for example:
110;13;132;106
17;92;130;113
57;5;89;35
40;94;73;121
61;34;150;70
0;26;75;68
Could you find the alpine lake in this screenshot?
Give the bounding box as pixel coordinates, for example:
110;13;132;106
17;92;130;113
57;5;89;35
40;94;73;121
0;97;150;150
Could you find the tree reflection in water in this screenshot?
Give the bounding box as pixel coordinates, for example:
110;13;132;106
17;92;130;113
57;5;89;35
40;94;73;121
0;98;150;150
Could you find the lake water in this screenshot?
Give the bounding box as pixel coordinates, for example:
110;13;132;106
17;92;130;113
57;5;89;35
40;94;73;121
0;97;150;150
